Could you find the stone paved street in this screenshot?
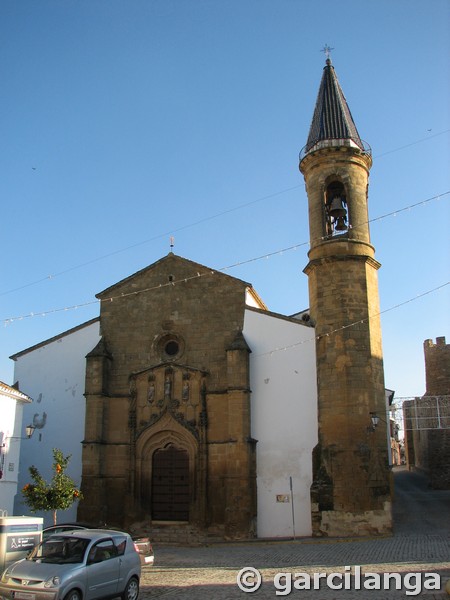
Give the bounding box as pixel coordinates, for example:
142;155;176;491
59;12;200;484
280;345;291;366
139;469;450;599
140;537;449;598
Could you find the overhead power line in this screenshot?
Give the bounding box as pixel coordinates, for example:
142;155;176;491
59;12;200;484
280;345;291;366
0;184;303;298
3;271;449;334
2;188;448;301
252;281;450;358
374;128;450;158
2;191;449;325
2;127;449;298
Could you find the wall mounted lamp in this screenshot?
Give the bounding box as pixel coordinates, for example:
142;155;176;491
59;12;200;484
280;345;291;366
25;424;35;439
370;412;380;428
0;425;35;479
1;424;36;445
367;412;387;432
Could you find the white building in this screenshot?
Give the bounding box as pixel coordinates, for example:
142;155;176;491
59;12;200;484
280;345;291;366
11;319;101;522
0;382;33;515
245;308;317;537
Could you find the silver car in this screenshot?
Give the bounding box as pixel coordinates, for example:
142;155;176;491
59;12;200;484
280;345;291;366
42;526;153;567
0;530;141;600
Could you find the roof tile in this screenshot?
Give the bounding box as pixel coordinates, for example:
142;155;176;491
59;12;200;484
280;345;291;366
305;59;364;153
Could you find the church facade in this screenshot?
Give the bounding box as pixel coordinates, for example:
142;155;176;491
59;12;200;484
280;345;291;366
78;254;318;539
12;254;318;540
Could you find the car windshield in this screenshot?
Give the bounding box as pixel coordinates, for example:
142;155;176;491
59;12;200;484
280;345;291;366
29;536;90;564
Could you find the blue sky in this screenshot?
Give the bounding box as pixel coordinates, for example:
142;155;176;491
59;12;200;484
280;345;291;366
1;0;449;401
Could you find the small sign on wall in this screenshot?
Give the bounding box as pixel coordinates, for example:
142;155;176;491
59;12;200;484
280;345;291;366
276;494;290;503
7;535;40;552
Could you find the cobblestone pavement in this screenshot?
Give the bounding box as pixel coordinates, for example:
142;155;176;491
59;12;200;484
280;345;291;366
139;469;450;599
140;537;449;599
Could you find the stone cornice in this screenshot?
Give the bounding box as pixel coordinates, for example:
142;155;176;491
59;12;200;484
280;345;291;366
304;253;381;276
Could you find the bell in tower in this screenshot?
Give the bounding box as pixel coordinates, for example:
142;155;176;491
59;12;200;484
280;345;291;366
326;183;348;234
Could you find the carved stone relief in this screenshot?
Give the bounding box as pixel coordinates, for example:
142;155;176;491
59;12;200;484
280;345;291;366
130;364;207;441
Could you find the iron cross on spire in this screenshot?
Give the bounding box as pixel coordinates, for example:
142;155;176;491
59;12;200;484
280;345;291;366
321;44;334;61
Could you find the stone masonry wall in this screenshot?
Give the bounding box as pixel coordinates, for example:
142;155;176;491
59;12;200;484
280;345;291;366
404;337;450;489
424;337;450;396
301;146;391;537
80;254;257;538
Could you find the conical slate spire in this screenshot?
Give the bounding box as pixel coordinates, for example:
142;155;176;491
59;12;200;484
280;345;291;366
305;59;364;154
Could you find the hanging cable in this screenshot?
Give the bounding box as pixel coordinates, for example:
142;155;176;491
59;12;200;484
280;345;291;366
2;192;449;324
252;282;450;358
2;124;449;298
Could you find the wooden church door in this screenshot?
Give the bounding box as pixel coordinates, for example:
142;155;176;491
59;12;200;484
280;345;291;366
151;445;189;521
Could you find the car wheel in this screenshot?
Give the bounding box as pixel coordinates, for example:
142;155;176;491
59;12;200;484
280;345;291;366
121;577;139;600
64;590;81;600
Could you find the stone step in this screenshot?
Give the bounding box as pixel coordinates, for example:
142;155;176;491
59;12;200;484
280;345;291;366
129;522;224;546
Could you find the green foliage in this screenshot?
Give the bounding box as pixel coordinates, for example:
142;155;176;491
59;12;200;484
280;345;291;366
22;448;82;524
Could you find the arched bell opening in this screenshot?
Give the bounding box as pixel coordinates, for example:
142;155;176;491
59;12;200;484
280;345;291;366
324;181;348;236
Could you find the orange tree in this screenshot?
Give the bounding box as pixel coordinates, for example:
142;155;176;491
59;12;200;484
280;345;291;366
22;448;82;525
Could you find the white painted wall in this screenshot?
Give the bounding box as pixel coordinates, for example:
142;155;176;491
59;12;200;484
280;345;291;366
12;320;100;525
244;308;318;538
0;386;31;515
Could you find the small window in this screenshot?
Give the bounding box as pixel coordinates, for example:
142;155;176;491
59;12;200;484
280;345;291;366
165;340;179;356
156;333;185;360
113;535;127;556
88;540;117;563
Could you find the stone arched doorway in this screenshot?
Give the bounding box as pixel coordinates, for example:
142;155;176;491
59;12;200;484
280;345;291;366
151;444;189;521
135;413;201;524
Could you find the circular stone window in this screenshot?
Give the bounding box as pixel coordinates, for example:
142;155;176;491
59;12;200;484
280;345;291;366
157;333;184;361
164;340;179;356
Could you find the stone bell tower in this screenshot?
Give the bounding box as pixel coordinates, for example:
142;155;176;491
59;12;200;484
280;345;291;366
299;58;392;536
